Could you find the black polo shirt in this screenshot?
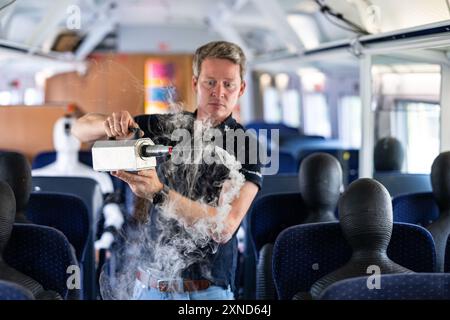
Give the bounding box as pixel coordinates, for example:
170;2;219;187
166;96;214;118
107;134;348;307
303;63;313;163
134;111;262;291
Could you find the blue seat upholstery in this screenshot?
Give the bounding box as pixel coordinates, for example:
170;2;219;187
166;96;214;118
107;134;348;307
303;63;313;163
245;122;299;137
247;190;339;299
31;176;103;300
250;193;308;258
374;173;432;198
31;177;103;219
445;236;450;273
27;192;89;262
3;224;80;300
0;280;34;300
277;152;299;174
256;174;300;201
392;192;438;226
319;273;450;300
249;193;310;300
32;151;93;169
241;175;301;300
272;222;436;300
280;138;342;157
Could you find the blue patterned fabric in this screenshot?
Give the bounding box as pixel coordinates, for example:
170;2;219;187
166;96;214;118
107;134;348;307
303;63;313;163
0;280;34;300
27;192;89;262
445;236;450;273
31;176;102;223
4;224;80;300
272;222;436;300
392;192;439;226
32;150;125;205
254;175;300;201
31;176;103;300
242;175;301;300
319;273;450;300
32;151;93;169
374;173;432;198
250;193;309;258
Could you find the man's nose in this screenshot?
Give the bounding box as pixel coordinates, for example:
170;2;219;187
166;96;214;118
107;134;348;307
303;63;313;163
211;83;225;98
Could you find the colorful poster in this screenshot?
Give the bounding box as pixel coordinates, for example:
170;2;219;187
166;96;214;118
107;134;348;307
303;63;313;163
145;60;177;114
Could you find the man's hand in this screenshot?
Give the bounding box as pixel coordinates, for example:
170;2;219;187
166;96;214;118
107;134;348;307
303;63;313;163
104;111;142;139
111;169;163;199
72;111;143;143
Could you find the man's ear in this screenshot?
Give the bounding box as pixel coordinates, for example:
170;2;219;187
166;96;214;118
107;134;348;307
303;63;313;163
192;76;198;91
238;80;246;98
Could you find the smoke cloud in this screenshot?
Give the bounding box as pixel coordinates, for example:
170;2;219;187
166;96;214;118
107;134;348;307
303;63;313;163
100;108;245;299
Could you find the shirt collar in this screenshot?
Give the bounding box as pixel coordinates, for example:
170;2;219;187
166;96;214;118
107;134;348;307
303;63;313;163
193;109;235;130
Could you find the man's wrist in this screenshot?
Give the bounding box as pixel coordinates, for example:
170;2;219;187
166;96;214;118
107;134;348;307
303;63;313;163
153;184;170;205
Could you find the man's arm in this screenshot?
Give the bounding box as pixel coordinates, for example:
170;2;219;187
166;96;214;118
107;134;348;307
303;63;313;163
72;111;140;143
72;113;108;143
111;169;258;243
168;181;258;242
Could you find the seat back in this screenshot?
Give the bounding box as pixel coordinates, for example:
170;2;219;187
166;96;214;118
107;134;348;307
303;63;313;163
31;176;102;300
27;192;89;262
0;280;34;300
277;152;299;174
244;122;299;136
272;222;436;300
319;273;450;300
4;224;80;299
279;136;334;153
392;192;439;226
249;191;341;299
250;193;308;258
256;174;300;201
374;173;432;198
243;190;304;299
445;236;450;273
32;176;103;221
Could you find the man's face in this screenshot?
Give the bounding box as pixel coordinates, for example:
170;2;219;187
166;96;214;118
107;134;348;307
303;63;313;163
193;58;246;124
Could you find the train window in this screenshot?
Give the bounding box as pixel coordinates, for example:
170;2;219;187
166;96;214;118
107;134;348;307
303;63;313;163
262;86;281;123
261;73;302;127
303;93;331;138
281;89;301;128
339;96;362;148
392;100;440;173
373;65;441;174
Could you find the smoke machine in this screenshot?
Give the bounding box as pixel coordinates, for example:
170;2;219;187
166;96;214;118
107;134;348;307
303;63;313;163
92;128;172;172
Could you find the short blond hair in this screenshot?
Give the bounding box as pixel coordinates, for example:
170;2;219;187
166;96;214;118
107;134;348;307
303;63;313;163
193;41;246;80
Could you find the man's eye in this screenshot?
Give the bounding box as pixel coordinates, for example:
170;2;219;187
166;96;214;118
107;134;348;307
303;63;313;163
207;80;216;87
224;82;236;89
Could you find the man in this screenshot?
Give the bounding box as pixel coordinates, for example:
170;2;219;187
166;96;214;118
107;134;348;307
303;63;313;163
72;41;262;300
